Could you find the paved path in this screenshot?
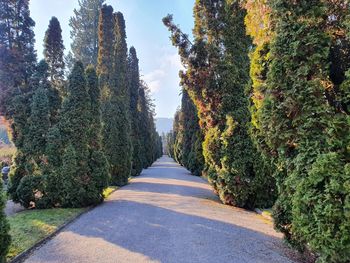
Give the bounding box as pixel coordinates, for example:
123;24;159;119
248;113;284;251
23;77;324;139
25;156;297;263
5;200;25;216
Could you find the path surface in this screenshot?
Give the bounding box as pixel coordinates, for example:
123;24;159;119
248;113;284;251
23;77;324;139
25;156;297;263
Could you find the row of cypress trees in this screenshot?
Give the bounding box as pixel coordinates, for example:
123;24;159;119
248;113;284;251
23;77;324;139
166;89;204;176
0;0;162;259
164;0;350;262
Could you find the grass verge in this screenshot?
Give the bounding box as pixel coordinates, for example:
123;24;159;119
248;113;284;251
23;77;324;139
7;208;85;261
6;186;118;261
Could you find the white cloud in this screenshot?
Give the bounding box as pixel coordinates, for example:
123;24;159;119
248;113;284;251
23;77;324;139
142;51;184;94
143;69;166;93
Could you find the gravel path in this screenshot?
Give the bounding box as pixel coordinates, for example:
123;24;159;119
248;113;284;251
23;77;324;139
24;156;297;263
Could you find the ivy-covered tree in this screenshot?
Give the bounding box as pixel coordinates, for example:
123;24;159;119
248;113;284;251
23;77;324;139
128;47;143;176
70;0;105;67
44;17;65;93
0;184;10;263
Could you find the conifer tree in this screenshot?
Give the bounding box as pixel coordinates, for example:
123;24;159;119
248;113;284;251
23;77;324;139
59;62;103;207
25;86;50;161
97;4;114;87
138;82;156;167
0;184;10;263
128;47;143;176
179;89;204;176
86;66;110;193
164;0;275;208
252;1;350;260
1;1;38;203
0;0;37;121
44;17;65;93
70;0;105;67
105;11;132;186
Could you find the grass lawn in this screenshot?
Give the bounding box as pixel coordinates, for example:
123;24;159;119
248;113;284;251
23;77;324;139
6;186;118;261
7;208;85;260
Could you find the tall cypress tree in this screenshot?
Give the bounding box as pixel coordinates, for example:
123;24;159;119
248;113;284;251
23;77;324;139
86;66;110;194
0;185;10;263
97;4;114;88
58;62;96;207
128;47;143;176
0;0;37;118
1;0;37;203
44;17;65;93
70;0;105;67
255;1;350;261
164;0;275;208
179;89;204;176
108;11;132;185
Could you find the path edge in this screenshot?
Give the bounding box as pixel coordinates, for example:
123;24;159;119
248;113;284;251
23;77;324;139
9;188;119;263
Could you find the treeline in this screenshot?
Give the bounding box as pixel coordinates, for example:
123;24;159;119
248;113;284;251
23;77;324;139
163;1;350;262
0;0;162;260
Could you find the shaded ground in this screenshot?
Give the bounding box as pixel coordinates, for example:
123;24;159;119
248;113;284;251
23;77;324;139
5;200;25;216
24;156;297;263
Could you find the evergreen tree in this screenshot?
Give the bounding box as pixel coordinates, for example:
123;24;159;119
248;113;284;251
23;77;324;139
25;86;50;161
97;4;114;87
128;47;143;176
252;0;350;261
44;17;65;93
70;0;105;67
59;61;103;207
138;82;156;167
179;89;204;176
0;183;10;263
86;66;110;194
0;0;37;123
1;0;38;203
164;0;275;208
106;11;132;186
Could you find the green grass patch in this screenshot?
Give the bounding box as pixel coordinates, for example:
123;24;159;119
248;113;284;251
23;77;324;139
7;208;84;261
103;186;118;198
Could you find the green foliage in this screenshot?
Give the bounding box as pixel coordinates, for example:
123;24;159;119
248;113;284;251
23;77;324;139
247;0;350;261
0;179;10;263
16;175;45;209
70;0;105;67
164;0;275;208
58;62;106;207
109;11;132;185
170;89;204;176
25;87;50;161
128;47;143;176
8;151;27;203
44;17;65;92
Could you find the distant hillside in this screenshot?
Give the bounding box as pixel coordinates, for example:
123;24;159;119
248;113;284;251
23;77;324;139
156;118;173;135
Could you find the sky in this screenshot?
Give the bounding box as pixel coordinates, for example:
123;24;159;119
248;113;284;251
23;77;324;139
29;0;195;118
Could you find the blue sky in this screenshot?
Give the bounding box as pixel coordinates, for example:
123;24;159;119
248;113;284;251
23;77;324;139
29;0;195;118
